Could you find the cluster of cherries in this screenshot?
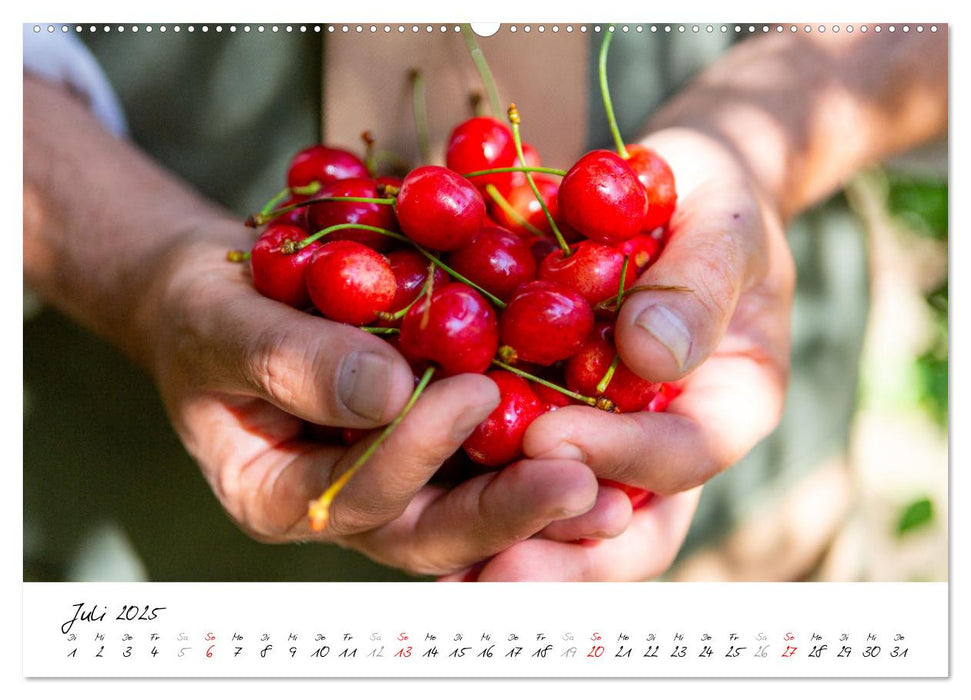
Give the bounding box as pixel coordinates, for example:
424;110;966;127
236;33;681;532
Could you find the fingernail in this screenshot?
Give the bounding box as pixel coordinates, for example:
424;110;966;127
636;304;691;369
540;442;586;462
339;352;393;421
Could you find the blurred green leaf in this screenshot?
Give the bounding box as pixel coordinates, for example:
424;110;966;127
896;497;934;536
885;176;948;241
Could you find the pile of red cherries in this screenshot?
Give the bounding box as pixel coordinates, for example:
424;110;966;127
241;106;680;519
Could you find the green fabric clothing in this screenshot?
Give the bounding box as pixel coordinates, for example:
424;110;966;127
24;29;867;581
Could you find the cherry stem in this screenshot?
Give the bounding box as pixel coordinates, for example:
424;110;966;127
464;165;567;179
359;326;400;335
226;249;251;262
484;184;546;238
460;24;502;119
372;150;411;174
616;255;630;309
252;195;397;226
469;91;485;117
599;27;629;160
308;366;436;532
595;354;621;395
361;131;377;176
507;104;571;255
491;359;615;412
253;182;322;222
409;69;431;164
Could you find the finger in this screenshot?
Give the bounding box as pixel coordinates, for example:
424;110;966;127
614;179;770;381
522;352;787;494
472;488;702;581
292;373;501;537
344;459;600;576
538;484;633;542
184;277;417;428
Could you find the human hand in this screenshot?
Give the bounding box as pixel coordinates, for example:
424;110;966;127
141;223;602;576
449;128;795;581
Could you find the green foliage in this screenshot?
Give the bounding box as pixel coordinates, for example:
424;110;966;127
896;496;935;536
885;176;948;242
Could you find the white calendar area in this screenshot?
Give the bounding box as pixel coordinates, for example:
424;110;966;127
22;582;947;677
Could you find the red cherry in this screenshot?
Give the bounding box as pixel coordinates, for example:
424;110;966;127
500;280;594;366
305;240;396;325
617;233;661;274
250;224;320;308
565;322;660;412
598;478;655;509
386;250;449;317
532;381;573;411
447;226;537;302
463;370;545;467
306;177;397;251
539;240;638;306
398;283;499;376
446;117;517;194
557;150;648;244
489;173;561;238
625;144;677;232
647;382;682;413
286;145;368;189
395;166;486;251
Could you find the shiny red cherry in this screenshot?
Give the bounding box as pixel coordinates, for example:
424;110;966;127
617;233;661;274
395;166;486;251
386;250;449;317
463;370;545;467
489;173;561;238
565;322;660;412
531;381;573;411
539;240;638;306
647;382;682;413
398;283;499;376
249;224;320;308
305;240;396;325
447;226;537;302
557;149;648;244
306;177;397;251
625;144;677;232
286;145;369;189
446;117;518;194
499;280;594;366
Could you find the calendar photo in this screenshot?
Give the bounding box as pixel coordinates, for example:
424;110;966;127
20;17;951;680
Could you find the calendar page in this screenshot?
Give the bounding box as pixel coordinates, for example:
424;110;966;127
18;3;956;692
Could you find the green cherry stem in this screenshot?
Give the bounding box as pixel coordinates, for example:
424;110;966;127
358;326;400;335
599;26;629;160
616;254;630;310
409;69;431;164
463;165;568;179
254;182;322;221
308;366;436;532
595;354;621;395
484;184;547;238
226;249;251;262
507;104;571;255
491;360;617;412
460;24;502;119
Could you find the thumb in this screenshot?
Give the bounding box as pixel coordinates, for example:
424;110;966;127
615;178;768;381
202;289;416;428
